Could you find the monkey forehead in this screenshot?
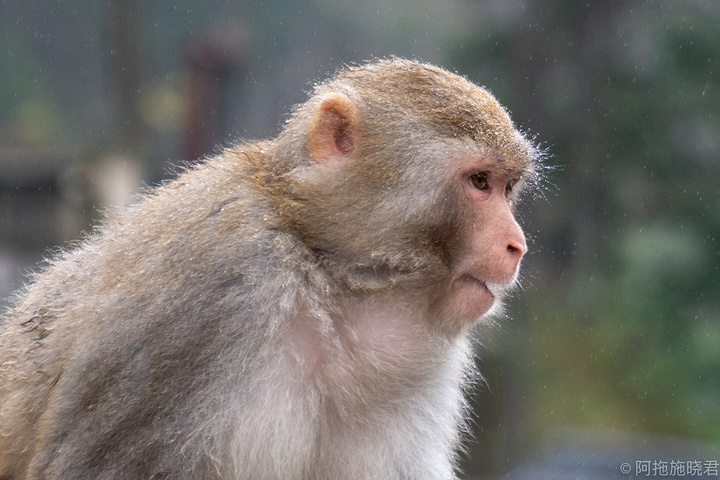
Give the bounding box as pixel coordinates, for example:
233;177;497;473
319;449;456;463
451;149;529;179
448;138;536;174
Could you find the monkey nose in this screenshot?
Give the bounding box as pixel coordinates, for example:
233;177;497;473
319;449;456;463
505;237;527;277
506;234;527;258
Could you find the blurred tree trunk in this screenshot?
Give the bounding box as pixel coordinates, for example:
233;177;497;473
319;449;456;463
509;1;627;273
490;1;634;474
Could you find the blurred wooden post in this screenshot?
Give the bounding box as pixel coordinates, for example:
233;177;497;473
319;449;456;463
108;0;145;152
183;24;249;162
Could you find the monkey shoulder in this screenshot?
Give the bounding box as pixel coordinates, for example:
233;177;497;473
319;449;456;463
0;146;295;357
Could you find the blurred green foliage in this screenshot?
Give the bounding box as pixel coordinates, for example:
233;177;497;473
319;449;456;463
448;0;720;447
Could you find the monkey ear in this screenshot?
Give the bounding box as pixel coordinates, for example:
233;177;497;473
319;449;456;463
307;92;358;162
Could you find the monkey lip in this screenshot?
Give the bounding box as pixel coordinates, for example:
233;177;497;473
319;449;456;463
457;274;494;299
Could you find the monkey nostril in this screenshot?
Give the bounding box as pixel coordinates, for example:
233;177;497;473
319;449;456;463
507;242;527;256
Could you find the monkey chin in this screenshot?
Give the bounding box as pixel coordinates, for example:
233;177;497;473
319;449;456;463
457;274;497;320
431;275;508;334
479;281;510;321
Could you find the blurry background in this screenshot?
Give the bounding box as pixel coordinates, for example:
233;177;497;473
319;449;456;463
1;0;718;478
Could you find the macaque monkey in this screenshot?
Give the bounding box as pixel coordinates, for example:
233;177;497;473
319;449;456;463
0;58;539;480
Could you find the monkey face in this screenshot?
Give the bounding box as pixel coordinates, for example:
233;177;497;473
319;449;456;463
428;153;528;330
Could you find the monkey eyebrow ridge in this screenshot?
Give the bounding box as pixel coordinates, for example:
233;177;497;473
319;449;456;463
467;155;529;180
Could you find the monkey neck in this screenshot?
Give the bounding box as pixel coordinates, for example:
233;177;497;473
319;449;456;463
278;295;471;404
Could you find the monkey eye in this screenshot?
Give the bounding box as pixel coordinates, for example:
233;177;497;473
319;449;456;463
470;172;489;191
505;180;517;197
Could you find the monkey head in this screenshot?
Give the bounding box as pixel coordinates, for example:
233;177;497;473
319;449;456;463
268;58;539;334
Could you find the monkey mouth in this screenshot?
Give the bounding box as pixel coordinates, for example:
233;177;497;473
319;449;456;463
457;275;512;300
458;274;494;299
